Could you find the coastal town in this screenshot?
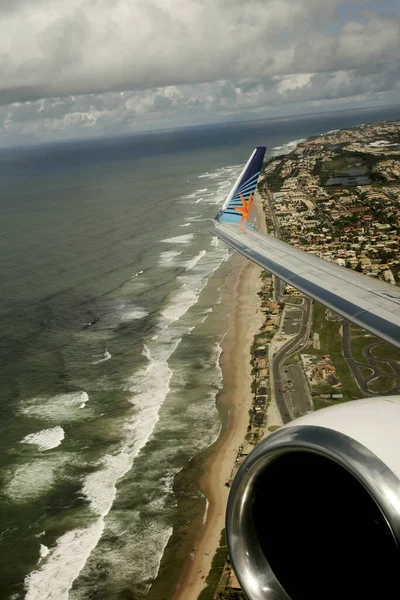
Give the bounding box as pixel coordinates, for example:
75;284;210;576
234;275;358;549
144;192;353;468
198;119;400;600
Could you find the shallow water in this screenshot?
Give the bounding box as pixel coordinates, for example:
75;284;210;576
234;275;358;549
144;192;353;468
0;104;398;599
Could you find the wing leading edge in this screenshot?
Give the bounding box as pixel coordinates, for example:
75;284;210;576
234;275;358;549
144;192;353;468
211;149;400;350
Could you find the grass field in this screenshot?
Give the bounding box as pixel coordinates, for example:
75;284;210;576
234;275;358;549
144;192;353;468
284;353;301;365
358;365;374;378
309;302;366;402
349;333;380;364
321;157;351;172
284;297;304;305
370;343;400;362
368;377;397;394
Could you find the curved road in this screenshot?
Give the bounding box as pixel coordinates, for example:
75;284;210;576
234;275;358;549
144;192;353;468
262;183;313;421
271;298;313;422
342;322;400;395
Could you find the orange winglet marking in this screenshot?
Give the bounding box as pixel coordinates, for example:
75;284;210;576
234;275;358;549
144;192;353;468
234;192;253;222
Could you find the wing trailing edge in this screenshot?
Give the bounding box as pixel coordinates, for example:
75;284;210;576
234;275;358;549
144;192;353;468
211;149;400;350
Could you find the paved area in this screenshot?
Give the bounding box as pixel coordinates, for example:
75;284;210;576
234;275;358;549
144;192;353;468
265;192;314;422
271;297;313;422
282;308;303;336
282;364;312;419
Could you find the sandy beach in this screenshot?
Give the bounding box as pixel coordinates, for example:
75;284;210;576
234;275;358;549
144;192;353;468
172;196;266;600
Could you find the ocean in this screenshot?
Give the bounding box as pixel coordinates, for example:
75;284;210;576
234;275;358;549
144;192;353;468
0;104;398;600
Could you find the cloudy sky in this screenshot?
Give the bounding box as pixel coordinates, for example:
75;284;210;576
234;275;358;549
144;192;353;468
0;0;399;146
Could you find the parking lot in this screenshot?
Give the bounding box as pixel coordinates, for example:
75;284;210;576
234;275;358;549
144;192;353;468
282;308;303;336
282;364;312;418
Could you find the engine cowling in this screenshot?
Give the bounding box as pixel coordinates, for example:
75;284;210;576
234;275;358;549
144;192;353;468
226;397;400;600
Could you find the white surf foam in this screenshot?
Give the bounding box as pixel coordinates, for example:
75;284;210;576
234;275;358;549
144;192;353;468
185;216;209;223
91;349;112;364
24;172;234;598
131;270;144;278
39;545;50;562
185;250;206;271
272;138;306;154
5;455;70;503
198;165;239;180
203;498;209;525
21;392;90;423
179;222;191;227
21;426;65;451
25;522;105;600
120;307;148;322
161;233;194;244
160;287;199;323
158;249;182;267
24;334;182;598
198;307;213;324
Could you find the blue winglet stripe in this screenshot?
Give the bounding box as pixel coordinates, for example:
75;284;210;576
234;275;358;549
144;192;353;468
216;146;266;223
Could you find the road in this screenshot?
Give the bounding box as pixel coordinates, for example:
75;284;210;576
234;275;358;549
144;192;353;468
262;182;313;422
271;298;313;422
342;323;400;395
263;182;284;301
298;183;334;232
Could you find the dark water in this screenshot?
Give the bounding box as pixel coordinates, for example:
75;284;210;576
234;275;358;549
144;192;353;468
0;104;398;600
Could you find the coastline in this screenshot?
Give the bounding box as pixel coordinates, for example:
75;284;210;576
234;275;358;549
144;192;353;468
172;195;265;600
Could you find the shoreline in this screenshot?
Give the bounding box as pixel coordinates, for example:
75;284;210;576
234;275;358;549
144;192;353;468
172;196;265;600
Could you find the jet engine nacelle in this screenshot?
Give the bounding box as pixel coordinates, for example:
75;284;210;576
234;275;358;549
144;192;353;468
226;397;400;600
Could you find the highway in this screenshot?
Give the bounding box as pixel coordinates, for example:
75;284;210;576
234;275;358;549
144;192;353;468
271;298;313;422
263;181;284;302
262;182;313;422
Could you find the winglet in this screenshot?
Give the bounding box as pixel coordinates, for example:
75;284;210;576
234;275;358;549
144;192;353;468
215;146;266;224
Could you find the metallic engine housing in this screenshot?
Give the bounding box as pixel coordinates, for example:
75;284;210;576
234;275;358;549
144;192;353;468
226;397;400;600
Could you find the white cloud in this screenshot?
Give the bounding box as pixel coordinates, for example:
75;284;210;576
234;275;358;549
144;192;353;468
0;0;398;101
0;0;398;143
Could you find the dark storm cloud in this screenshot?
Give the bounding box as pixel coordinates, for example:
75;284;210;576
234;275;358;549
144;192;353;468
0;86;49;106
0;0;399;103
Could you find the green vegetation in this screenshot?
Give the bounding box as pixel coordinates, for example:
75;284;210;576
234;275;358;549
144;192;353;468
370;343;400;362
283;353;301;365
198;530;228;600
312;397;335;411
349;334;380;364
368;377;396;394
350;324;366;336
378;362;395;376
349;334;399;385
312;382;335;395
283;297;303;305
264;173;284;192
217;590;247;599
358;366;374;378
309;302;365;401
327;157;351;170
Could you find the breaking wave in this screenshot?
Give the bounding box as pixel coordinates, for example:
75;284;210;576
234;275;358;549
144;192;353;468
21;426;65;451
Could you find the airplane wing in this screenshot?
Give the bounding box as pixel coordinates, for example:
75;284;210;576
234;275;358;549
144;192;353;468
210;147;400;350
